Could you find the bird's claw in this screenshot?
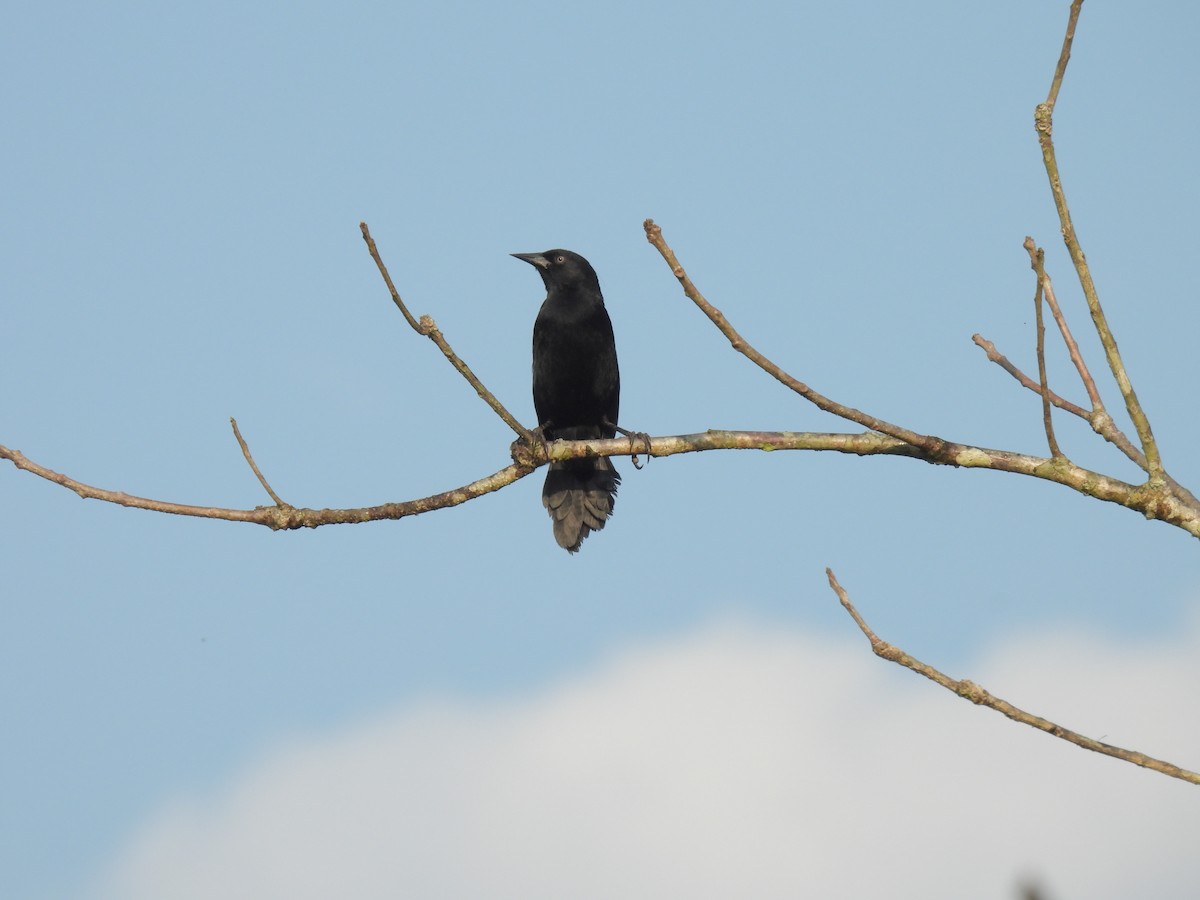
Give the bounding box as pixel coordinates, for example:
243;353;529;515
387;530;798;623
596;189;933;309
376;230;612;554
603;417;652;470
628;431;652;469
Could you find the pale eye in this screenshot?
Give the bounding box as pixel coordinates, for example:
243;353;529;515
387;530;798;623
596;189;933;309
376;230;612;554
555;255;565;264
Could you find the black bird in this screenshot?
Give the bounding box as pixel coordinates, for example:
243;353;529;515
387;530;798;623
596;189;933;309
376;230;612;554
512;249;620;553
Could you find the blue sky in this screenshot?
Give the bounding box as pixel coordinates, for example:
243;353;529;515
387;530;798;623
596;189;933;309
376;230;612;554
3;2;1199;898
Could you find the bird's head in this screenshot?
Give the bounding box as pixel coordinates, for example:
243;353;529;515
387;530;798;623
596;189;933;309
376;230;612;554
511;249;600;295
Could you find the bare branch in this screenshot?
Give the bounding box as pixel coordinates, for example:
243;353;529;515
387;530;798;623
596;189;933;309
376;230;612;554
976;258;1200;508
0;440;534;529
1034;2;1164;482
230;417;289;507
971;332;1195;502
359;222;532;442
640;219;1200;527
8;424;1200;536
826;568;1200;786
643;219;952;461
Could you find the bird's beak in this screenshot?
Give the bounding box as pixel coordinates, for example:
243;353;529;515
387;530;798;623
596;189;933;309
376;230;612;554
511;252;550;269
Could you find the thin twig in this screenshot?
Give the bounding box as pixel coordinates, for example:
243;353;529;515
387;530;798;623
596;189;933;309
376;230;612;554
1034;1;1164;482
1023;238;1102;411
359;222;532;442
230;417;289;507
826;568;1199;786
971;334;1089;418
1045;0;1083;110
643;220;951;461
1031;248;1063;458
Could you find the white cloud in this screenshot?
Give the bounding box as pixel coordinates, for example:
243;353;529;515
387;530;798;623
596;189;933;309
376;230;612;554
90;616;1200;900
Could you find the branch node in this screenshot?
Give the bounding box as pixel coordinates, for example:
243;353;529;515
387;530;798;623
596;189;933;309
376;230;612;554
955;679;986;703
509;432;548;470
1034;102;1052;135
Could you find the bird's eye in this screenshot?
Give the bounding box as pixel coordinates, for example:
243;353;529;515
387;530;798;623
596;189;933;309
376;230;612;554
555;255;566;264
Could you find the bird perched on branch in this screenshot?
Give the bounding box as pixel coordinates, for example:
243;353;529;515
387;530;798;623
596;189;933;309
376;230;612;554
512;249;620;553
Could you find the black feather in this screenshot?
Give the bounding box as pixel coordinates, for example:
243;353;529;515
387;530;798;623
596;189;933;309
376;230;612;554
512;249;620;552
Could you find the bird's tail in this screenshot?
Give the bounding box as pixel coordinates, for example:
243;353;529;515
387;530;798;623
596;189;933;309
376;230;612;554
542;457;620;553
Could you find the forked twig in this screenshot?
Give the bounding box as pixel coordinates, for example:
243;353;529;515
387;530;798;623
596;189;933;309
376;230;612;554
826;568;1199;786
640;214;1200;533
973;332;1200;507
1035;0;1164;482
0;438;537;529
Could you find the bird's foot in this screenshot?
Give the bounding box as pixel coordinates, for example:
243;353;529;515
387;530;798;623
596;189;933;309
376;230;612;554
604;419;653;470
627;431;652;469
510;425;552;469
